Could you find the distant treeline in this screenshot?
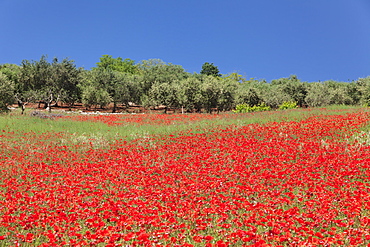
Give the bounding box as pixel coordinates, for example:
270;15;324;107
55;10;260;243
0;55;370;113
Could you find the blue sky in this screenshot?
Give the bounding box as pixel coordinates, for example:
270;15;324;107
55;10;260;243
1;0;370;82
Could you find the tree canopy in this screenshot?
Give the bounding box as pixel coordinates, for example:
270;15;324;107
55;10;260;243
200;62;221;77
95;55;139;74
0;54;369;114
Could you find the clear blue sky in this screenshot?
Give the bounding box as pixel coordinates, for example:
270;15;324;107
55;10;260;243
1;0;370;82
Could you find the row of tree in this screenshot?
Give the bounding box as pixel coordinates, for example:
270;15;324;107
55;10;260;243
1;55;370;113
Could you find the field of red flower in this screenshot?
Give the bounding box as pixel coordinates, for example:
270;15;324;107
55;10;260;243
62;113;223;126
1;109;370;246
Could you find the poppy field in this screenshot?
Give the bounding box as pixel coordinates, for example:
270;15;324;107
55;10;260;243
1;107;370;246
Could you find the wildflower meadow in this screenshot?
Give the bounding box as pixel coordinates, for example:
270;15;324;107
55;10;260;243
1;106;370;246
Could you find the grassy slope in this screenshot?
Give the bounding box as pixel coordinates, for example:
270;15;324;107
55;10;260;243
0;105;369;145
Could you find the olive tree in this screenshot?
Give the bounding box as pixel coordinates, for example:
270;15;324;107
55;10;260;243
114;73;142;108
79;69;112;110
146;82;178;113
323;81;353;105
18;56;81;112
137;59;189;101
95;55;139;74
0;72;15;112
305;82;331;107
217;78;238;112
260;84;293;109
355;77;370;106
175;77;203;113
234;80;263;106
271;75;308;107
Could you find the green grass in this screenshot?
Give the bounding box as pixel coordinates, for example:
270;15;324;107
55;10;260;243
1;105;368;146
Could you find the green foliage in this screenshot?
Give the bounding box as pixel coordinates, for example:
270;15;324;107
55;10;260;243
200;76;225;113
233;103;250;113
329;87;353;105
175;77;203;112
0;64;21;84
356;77;370;106
222;72;247;83
0;64;20;111
200;62;221;77
0;72;15;112
279;101;298;110
137;59;189;99
346;82;361;105
3;54;370;114
137;58;166;70
81;85;111;109
305;82;331;107
93;56;143;110
175;75;237;113
95;55;139;74
79;69;115;109
271;75;307;107
233;102;271;113
252;102;271;112
322;80;353;105
261;85;293;109
114;73;142;107
216;78;238;112
18;56;81;109
234;83;262;106
147;82;178;110
54;58;82;106
304;80;354;107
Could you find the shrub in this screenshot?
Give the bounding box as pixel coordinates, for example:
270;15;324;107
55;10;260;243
279;101;298;110
233;103;271;113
